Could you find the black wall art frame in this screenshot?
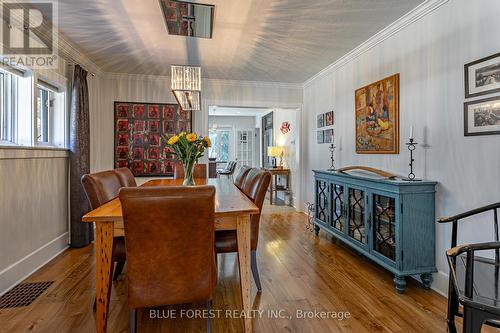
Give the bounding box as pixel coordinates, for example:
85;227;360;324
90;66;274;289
464;95;500;136
465;52;500;98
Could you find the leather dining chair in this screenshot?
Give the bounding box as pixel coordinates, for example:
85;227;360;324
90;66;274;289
114;167;137;187
174;163;208;179
215;168;271;292
81;171;127;284
233;165;252;190
120;186;217;333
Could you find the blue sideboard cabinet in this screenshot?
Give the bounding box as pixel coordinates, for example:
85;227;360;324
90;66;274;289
313;170;437;293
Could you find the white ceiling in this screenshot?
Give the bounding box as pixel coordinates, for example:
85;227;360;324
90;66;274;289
57;0;423;83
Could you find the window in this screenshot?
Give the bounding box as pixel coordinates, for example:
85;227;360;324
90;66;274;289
0;70;18;143
0;68;67;148
208;129;230;161
36;80;65;147
36;86;54;143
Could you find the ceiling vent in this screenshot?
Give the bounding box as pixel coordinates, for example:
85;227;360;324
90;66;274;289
160;0;214;39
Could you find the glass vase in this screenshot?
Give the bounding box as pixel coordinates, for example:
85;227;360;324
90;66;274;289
182;160;195;186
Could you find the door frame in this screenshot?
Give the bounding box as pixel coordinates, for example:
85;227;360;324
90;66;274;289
204;101;303;211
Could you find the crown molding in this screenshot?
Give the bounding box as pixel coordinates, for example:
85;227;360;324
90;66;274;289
104;72;302;89
302;0;449;88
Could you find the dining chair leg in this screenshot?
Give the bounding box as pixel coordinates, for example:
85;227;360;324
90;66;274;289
463;307;486;333
206;300;212;333
113;261;125;280
447;277;459;333
129;309;137;333
251;250;262;292
93;296;97;312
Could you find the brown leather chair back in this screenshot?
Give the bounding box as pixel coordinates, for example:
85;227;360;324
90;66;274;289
120;186;217;308
114;167;137;187
81;170;122;209
174;163;207;179
234;165;252;189
241;169;271;250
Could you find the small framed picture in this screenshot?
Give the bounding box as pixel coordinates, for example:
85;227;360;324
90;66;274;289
324;129;333;143
325;111;334;126
465;52;500;98
317;114;324;128
464;96;500;136
317;130;324;144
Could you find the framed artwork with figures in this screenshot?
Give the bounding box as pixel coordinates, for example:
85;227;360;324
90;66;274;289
355;74;399;154
114;101;192;177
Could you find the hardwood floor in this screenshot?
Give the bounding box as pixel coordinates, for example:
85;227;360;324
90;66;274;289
0;204;477;333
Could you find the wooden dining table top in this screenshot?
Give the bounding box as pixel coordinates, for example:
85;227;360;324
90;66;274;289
82;178;259;223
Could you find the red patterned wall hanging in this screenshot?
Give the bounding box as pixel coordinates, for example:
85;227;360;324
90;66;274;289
114;101;192;177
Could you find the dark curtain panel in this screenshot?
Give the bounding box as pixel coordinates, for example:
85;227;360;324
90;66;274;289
69;65;93;247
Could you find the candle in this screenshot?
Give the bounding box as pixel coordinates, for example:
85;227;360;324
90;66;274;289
409;125;414;140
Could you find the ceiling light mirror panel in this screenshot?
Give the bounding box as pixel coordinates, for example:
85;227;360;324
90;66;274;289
160;0;214;39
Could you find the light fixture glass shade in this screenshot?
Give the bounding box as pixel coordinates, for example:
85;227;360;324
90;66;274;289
173;90;201;111
171;65;201;91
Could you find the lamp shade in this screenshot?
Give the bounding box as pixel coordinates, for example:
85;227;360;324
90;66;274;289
267;146;283;157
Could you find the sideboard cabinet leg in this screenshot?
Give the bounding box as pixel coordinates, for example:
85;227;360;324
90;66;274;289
394;275;406;294
314;225;320;236
420;273;432;289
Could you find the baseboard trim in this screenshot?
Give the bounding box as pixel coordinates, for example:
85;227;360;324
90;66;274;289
0;232;69;296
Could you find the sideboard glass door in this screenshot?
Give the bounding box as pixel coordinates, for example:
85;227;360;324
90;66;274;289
372;194;396;262
315;179;329;226
347;187;367;245
330;183;345;232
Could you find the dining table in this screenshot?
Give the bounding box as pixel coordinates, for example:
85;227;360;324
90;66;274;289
82;178;259;333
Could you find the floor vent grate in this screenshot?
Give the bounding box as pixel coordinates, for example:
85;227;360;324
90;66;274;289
0;281;54;309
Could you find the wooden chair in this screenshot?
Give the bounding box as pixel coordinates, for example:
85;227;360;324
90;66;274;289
438;201;500;332
174;163;207;179
215;168;271;292
233;165;252;190
120;186;217;333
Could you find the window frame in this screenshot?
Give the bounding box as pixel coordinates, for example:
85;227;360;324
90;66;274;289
34;77;66;149
0;69;18;146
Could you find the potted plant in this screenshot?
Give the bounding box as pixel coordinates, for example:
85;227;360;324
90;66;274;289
163;132;211;185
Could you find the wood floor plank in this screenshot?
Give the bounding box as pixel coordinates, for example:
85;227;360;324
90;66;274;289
2;203;492;333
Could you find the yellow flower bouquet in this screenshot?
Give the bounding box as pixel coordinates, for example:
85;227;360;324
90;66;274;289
163;132;211;185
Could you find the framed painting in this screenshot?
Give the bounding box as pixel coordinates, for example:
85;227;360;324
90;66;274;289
316;130;324;144
464;96;500;136
355;74;399;154
325;111;334;126
114;101;192;177
324;129;333;143
465;52;500;98
317;114;324;128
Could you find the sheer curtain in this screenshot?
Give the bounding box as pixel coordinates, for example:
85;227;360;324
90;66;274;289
69;65;93;247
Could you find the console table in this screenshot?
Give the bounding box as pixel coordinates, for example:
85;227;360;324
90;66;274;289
264;168;291;205
313;169;437;293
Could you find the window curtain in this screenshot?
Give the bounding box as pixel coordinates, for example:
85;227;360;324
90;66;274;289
69;65;93;247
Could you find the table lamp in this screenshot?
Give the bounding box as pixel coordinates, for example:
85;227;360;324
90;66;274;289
267;146;284;169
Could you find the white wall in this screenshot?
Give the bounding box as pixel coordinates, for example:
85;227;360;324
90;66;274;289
302;0;500;294
92;74;302;173
274;109;300;206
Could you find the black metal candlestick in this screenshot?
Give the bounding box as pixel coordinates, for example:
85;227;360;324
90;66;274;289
404;138;421;181
328;143;336;171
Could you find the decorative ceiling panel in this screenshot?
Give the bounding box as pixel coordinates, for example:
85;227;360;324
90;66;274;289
56;0;423;82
